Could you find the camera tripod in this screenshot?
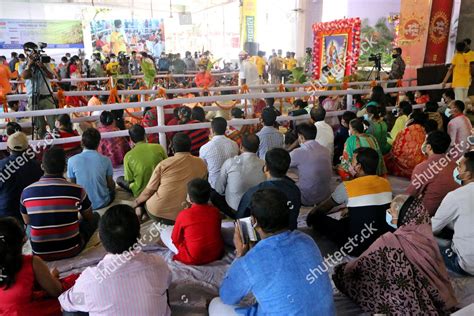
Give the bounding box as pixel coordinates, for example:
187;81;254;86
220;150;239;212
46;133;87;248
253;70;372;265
30;62;58;140
366;62;387;81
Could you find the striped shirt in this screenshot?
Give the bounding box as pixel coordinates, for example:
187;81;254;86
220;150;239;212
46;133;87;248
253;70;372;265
180;120;210;156
20;176;92;261
256;126;284;159
59;252;172;315
332;175;392;256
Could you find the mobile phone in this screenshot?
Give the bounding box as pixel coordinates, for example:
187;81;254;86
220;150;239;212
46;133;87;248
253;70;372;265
237;217;258;244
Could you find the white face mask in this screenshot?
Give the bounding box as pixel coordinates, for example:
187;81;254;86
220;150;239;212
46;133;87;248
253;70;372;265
445;108;452;118
386;210;398;229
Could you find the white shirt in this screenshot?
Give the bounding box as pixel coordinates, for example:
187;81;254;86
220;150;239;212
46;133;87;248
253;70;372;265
239;60;259;86
432;182;474;274
199;135;239;188
314;121;335;160
215;152;266;210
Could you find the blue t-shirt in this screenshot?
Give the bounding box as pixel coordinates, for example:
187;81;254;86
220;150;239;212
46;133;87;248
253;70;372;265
67;149;113;210
220;231;335;315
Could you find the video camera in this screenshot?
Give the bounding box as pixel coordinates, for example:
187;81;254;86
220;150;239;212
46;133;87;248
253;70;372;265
23;42;51;64
368;53;382;69
118;52;130;63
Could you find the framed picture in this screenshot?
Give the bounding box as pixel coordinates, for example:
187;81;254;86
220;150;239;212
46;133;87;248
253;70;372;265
312;18;361;81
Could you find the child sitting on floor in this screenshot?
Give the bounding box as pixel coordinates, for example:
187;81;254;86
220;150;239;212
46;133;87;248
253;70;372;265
0;217;64;315
161;178;224;265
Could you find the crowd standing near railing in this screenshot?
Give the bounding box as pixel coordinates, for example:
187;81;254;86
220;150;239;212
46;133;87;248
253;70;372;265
1;41;474;316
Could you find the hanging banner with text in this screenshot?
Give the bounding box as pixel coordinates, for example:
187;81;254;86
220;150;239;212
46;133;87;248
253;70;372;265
0;19;84;49
398;0;432;80
424;0;453;66
240;0;257;46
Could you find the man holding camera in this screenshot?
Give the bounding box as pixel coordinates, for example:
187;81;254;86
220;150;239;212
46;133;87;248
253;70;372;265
20;42;57;139
387;47;405;88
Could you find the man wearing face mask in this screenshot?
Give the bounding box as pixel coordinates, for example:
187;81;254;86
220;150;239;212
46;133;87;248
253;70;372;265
307;147;392;256
406;131;460;216
446;100;472;151
387;47;405;88
211;189;335;316
432;151;474;276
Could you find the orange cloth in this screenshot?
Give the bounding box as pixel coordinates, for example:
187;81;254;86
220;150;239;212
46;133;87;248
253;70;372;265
194;71;214;88
0;64;16;95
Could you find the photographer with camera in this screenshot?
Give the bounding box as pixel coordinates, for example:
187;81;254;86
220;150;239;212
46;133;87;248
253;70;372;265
20;42;58;139
387;47;405;88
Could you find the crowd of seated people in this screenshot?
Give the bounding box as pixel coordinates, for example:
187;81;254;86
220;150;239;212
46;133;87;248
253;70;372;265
2;44;474;315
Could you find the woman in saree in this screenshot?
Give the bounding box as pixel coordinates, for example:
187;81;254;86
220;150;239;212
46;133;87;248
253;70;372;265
365;104;391;155
337;118;387;180
385;111;427;178
333;195;458;315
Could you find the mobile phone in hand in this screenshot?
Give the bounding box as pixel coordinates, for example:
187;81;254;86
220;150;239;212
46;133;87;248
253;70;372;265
237;217;258;244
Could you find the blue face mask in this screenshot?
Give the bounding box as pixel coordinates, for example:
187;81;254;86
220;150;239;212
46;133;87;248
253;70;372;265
386;211;398;229
453;168;463;185
363;114;370;121
445;108;452;118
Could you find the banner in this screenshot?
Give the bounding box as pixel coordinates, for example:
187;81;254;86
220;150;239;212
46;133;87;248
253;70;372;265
398;0;432;80
90;19;165;56
240;0;257;46
424;0;453;65
0;19;83;49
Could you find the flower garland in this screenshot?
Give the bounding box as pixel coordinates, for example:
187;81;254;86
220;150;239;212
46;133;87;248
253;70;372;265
312;18;361;80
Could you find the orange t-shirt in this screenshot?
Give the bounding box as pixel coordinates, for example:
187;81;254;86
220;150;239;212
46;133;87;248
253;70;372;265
0;64;16;95
194;72;214;88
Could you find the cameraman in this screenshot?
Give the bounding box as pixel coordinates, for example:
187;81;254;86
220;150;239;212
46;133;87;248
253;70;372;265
387;47;405;88
20;42;57;138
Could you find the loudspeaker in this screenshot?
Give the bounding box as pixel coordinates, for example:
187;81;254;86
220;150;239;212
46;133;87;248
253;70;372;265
244;42;259;56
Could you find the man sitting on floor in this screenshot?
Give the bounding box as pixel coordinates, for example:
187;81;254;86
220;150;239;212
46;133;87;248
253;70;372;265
117;124;167;197
256;108;284;159
289;123;332;206
134;133;208;224
59;204;171;315
67;128;116;210
199;117;239;188
209;188;335;316
307;147;392;256
21;147;99;261
212;135;266;216
238;148;301;230
432;151;474;276
311;106;334;161
406;131;460;216
161;178;224;265
0;132;43;222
